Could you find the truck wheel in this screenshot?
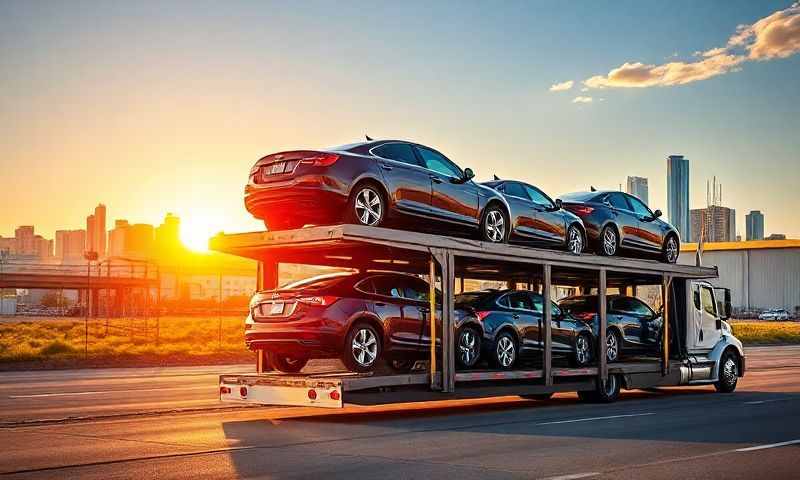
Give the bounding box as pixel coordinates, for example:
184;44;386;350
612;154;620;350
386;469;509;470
578;374;621;403
714;351;739;393
342;323;382;373
268;353;308;373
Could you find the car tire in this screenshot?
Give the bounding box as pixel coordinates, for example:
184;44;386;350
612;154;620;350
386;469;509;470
598;225;619;257
572;332;593;367
347;183;386;227
456;325;481;369
567;224;585;255
714;351;739;393
268;353;308;373
662;234;679;264
606;330;622;363
488;331;517;370
342;322;382;373
480;204;508;244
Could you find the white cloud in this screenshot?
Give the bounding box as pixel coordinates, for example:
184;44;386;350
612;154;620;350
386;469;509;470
572;96;593;103
580;3;800;90
549;80;574;92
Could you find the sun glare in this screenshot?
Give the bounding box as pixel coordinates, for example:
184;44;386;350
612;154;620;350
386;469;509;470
180;220;214;252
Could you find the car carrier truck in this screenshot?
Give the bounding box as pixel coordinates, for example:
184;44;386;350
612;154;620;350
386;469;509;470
214;224;745;408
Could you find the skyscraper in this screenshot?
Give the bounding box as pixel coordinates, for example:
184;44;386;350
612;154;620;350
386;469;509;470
746;211;765;241
667;155;690;242
85;203;107;257
626;176;649;204
690;206;736;243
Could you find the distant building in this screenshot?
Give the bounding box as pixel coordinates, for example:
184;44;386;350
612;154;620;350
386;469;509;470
108;220;130;257
14;226;35;256
667;155;690;241
745;210;765;241
626;176;649;205
55;230;87;260
85;204;107;257
155;213;181;256
690;206;736;243
766;233;786;241
0;236;16;255
125;224;155;259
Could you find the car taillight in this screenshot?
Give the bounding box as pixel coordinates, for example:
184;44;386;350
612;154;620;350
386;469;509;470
475;311;491;321
300;153;339;167
568;205;595;216
573;312;596;321
297;296;339;306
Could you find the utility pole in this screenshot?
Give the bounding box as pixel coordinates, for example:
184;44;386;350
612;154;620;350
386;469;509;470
83;251;98;359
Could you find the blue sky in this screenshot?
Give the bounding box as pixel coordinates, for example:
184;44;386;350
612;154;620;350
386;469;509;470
1;1;798;242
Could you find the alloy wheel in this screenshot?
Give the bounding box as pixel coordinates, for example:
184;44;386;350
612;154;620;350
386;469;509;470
459;329;479;366
575;335;591;365
568;226;583;255
606;331;619;362
496;336;515;367
665;237;678;263
485;210;505;243
602;228;617;256
351;327;378;367
354;187;382;226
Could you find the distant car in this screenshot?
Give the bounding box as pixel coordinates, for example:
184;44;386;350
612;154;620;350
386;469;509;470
246;271;481;373
481;180;586;254
758;309;790;321
245;140;512;243
454;289;595;368
558;294;663;362
560;190;680;263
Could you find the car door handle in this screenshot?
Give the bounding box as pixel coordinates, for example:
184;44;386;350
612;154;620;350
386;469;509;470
375;302;386;307
430;175;444;184
512;314;520;320
380;164;393;171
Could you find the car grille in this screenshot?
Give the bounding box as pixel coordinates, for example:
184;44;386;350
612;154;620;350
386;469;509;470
259;160;299;182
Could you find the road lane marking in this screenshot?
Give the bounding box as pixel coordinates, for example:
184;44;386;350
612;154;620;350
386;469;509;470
8;385;212;399
540;473;600;480
743;398;795;405
536;412;655;425
735;439;800;452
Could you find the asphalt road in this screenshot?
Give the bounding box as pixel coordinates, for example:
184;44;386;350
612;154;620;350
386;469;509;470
0;346;798;479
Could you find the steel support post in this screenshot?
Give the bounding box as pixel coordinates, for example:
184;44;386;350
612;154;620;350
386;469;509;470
442;251;456;393
598;268;608;382
428;255;440;390
255;259;278;373
662;275;671;376
543;263;553;386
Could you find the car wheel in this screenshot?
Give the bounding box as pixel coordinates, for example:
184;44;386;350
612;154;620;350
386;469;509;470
268;353;308;373
714;351;739;393
606;330;621;363
489;331;517;370
662;235;679;264
456;326;481;369
342;323;382;373
598;225;619;256
480;205;508;244
573;333;593;367
347;184;385;227
567;224;584;255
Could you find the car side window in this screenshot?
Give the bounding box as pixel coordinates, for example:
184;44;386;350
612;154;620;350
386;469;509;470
354;278;375;294
605;193;630;211
502;182;529;199
627;195;652;217
524;185;554;208
416;146;463;178
506;292;534;311
371;276;401;298
372;143;420;167
612;297;653;317
700;287;717;316
403;278;430;302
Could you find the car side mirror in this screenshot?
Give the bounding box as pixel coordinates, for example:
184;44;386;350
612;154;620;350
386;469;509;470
554;198;563;210
653;209;662;218
463;167;475;182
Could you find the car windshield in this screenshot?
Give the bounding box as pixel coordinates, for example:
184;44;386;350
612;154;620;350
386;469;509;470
280;272;354;290
559;297;598;314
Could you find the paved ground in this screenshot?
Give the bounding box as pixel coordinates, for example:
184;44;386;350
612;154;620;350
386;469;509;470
0;346;798;479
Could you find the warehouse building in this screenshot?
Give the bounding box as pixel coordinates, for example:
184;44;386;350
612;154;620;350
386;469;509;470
679;240;800;315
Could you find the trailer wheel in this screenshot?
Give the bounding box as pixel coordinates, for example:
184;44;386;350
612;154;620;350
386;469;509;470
578;374;621;403
714;351;739;393
268;353;308;373
343;322;382;373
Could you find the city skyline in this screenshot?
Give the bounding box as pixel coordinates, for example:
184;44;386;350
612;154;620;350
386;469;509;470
1;1;799;241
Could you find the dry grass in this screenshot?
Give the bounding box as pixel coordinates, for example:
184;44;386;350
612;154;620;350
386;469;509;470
0;316;252;366
730;320;800;345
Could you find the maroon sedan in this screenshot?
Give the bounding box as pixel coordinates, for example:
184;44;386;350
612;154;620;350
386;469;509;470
245;140;511;243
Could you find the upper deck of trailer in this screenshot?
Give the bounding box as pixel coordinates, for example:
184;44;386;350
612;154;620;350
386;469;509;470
209;224;718;285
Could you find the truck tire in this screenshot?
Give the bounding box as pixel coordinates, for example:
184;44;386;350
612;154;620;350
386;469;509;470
268;353;308;373
714;351;739;393
578;374;621;403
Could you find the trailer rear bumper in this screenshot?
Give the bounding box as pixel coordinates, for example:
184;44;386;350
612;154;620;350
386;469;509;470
220;374;344;408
